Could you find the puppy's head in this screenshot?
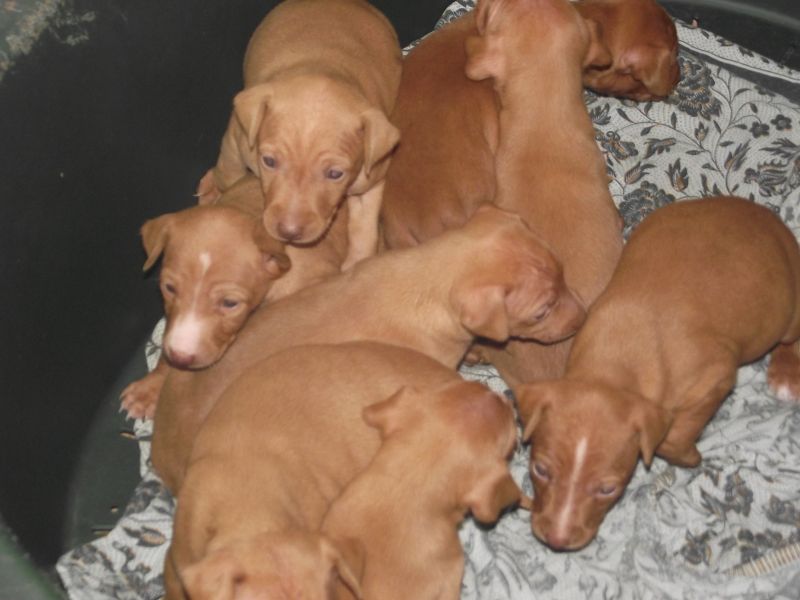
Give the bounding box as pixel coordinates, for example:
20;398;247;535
450;206;586;344
515;380;670;550
577;0;680;100
364;380;523;523
180;530;363;600
233;76;399;245
141;205;290;370
465;0;611;85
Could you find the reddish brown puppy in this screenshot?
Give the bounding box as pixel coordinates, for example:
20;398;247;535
576;0;680;101
465;0;623;386
517;197;800;551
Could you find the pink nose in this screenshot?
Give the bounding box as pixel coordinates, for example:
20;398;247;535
545;530;571;550
276;221;304;242
166;349;196;369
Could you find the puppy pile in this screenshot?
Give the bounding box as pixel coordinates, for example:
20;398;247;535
119;0;800;597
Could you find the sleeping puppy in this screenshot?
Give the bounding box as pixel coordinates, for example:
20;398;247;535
321;381;524;600
152;205;585;494
199;0;402;270
576;0;680;100
516;197;800;551
120;177;290;419
164;342;478;600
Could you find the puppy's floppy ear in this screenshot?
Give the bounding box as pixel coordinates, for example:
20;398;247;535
453;283;510;341
320;536;364;600
628;395;671;467
251;223;291;278
515;382;556;442
361;108;400;178
464;0;506;81
233;83;273;148
362;386;419;438
180;550;242;600
581;18;613;70
464;463;522;524
140;213;175;272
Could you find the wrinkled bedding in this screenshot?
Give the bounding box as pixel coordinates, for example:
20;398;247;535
58;2;800;598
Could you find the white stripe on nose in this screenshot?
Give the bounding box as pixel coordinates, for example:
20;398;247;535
166;312;206;356
553;436;588;540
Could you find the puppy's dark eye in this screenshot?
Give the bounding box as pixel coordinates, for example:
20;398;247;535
532;462;551;481
220;298;240;310
325;168;344;180
163;283;177;296
262;155;277;169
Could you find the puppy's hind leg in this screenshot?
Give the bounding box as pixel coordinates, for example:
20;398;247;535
767;341;800;401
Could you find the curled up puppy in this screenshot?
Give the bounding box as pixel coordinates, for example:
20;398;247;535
321;380;526;600
516;197;800;551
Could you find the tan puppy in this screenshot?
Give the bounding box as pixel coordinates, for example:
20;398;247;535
465;0;623;386
165;342;473;599
576;0;680;101
199;0;402;269
321;381;523;600
120;176;349;419
151;205;586;493
381;11;499;249
119;177;291;419
516;197;800;551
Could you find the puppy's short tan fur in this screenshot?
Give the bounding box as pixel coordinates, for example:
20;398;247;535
119;177;291;418
120;176;349;419
517;197;800;551
576;0;680;101
381;12;499;249
164;342;470;599
200;0;401;269
321;381;522;600
465;0;623;386
151;205;585;493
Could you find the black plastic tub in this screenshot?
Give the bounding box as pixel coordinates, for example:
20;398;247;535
0;0;798;596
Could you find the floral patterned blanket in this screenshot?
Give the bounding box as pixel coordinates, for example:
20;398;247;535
57;2;800;598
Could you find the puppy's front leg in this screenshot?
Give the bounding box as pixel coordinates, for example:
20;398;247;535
119;357;171;420
341;181;384;271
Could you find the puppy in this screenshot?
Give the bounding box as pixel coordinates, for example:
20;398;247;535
165;342;476;599
576;0;680;101
119;177;290;419
121;176;350;419
465;0;623;386
381;11;499;249
199;0;402;269
516;197;800;551
152;205;585;493
321;380;523;600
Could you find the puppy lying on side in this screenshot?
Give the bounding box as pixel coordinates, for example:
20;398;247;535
465;0;623;386
198;0;402;269
576;0;680;100
380;11;499;249
321;381;523;600
119;176;290;419
120;176;349;419
517;197;800;551
165;342;474;599
152;205;585;494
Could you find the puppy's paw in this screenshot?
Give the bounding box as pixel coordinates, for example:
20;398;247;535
195;169;223;205
767;343;800;402
119;372;163;420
